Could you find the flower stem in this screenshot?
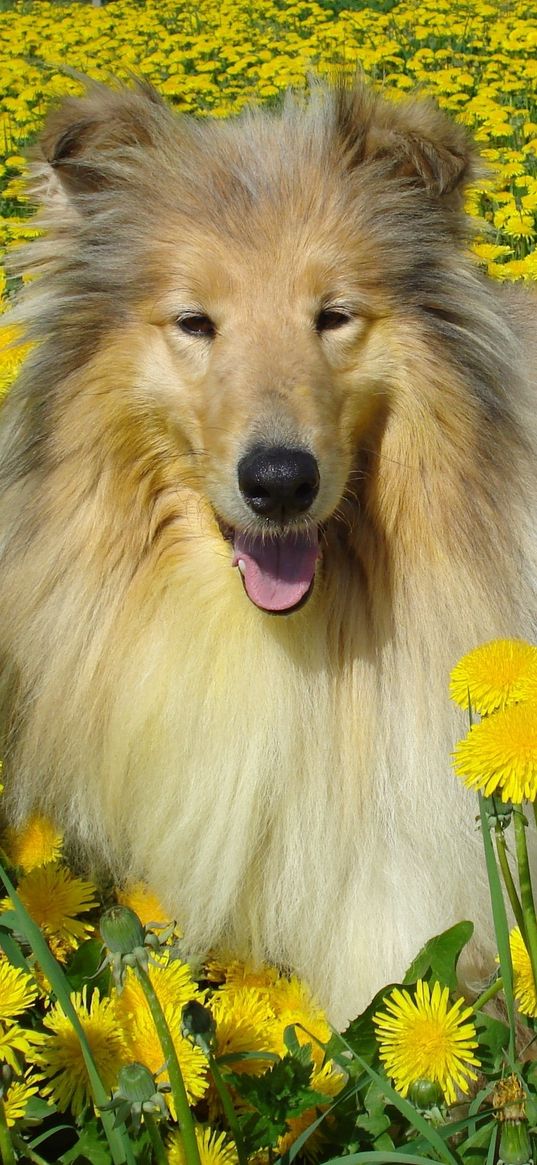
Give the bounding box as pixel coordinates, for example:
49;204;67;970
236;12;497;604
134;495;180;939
0;1099;15;1165
0;846;14;873
144;1114;169;1165
12;1133;50;1165
209;1056;248;1165
478;793;517;1068
513;808;537;992
473;975;504;1011
135;965;201;1165
494;823;525;936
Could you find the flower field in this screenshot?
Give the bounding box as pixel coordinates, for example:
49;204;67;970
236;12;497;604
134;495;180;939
0;0;536;387
1;0;537;1162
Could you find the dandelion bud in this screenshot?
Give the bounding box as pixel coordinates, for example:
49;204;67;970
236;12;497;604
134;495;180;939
0;1063;13;1098
182;1000;216;1054
483;796;513;829
494;1076;533;1165
117;1063;157;1105
498;1120;533;1165
408;1078;444;1109
100;905;145;955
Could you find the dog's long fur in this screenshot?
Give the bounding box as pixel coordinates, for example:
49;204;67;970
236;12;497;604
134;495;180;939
1;79;536;1025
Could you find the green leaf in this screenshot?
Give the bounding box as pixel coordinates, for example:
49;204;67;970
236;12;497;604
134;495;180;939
60;1119;113;1165
459;1118;496;1164
474;1012;510;1074
236;1110;289;1153
403;921;474;990
486;1124;498;1165
0;910;23;932
65;938;111;996
227;1052;329;1152
283;1024;305;1058
228;1053;326;1122
22;1096;58;1124
320;1154;458;1165
355;1081;392;1147
280;1079;365;1165
27;1123;75;1151
0;924;30;970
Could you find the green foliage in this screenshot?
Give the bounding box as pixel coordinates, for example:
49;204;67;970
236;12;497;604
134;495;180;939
403;921;474;990
353;1081;394;1151
474;1013;510;1074
65;939;111;997
58;1121;155;1165
226;1046;327;1153
0;923;30;971
60;1119;114;1165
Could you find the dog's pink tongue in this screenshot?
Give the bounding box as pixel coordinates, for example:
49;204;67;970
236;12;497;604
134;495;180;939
232;530;319;612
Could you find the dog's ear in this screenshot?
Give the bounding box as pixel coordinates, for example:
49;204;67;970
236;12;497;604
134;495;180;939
35;80;174;210
335;84;480;200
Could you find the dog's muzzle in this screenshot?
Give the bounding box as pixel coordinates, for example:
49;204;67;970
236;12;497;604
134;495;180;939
231;445;320;614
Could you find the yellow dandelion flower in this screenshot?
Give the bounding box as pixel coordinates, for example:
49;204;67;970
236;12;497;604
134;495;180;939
521;191;537;214
117;1001;207;1105
0;1020;44;1073
374;980;479;1105
117;882;168;928
2;1075;39;1127
1;863;98;950
2;814;63;872
503;215;536;241
0;960;38;1022
210;987;279;1072
0;321;25;346
4;155;27;171
34;988;128;1116
119;957;203;1018
168;1125;238;1165
510;928;537;1017
269;976;331;1068
0;321;32;398
450;639;537;715
494;257;537;282
453;702;537;803
472;242;513;263
205;954;279;992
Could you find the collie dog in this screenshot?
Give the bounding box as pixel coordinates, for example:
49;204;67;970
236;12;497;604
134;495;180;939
1;79;536;1026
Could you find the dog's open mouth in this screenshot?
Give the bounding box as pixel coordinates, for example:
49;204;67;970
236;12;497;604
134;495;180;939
231;528;319;614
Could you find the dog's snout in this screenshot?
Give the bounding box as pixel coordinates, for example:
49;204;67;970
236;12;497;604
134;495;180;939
238;446;320;519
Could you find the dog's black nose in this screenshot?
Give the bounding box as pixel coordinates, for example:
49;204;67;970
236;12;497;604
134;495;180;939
238;446;320;520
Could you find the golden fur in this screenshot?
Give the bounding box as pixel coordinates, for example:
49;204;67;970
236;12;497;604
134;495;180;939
1;79;536;1025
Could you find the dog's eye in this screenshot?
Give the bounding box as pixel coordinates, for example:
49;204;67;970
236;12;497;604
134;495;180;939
315;308;353;333
176;313;216;339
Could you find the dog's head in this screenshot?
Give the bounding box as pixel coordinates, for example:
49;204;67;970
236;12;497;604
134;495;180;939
24;79;481;613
